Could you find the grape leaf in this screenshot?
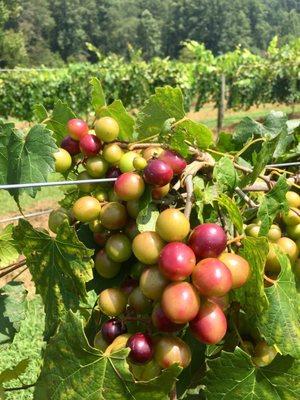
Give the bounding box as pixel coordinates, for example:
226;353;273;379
0;359;29;385
33;104;48;122
173;119;213;150
137;203;159;232
136;86;185;139
0;282;27;345
90;77;106;114
98;100;135;142
203;347;300;400
6;125;57;205
0;120;14;185
255;248;300;358
231;237;269;315
34;312;181;400
193;177;216;223
218;194;243;234
258;175;289;236
0;225;19;269
58;187;81;210
213;157;238;193
233;117;268;146
13;219;94;339
46;100;76;144
217;132;236;152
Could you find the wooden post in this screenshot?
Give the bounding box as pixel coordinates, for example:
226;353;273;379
217;74;226;133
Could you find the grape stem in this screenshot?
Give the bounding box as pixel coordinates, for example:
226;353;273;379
264;275;276;285
0;258;26;278
184;175;194;219
227;235;245;245
234;187;258;207
170;385;177;400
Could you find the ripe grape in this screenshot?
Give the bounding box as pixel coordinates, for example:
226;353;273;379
192;258;232;296
114;172;145;201
218;253;250;289
98;288;127;316
48;208;71;233
154;336;191;369
127;333;154;364
152;183;170;200
142;146;164;161
119;151;138;173
103;143;123;164
144;159;173;186
72;196;101;223
286;191;300;208
79;134;102;156
151;303;184;333
61;135;80;155
77;170;96;193
189;301;227;344
189;223;227;259
95;249;121;278
252;341;277;367
128;287;152;314
161;282;200;324
100;202;127;230
86;156;108;178
132;231;165;264
156;209;190;242
93;230;111;247
139;266;169;300
106;166;122;179
158;242;196;281
159;149;187;175
53;148;72;173
105;233;132;262
101;318;127;344
67;118;89;141
95;117;119;142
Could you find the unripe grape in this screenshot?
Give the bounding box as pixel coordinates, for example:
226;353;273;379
126;200;140;219
252;341;277;367
161;282;200;324
151;303;184;333
130;261;146;279
218;253;250;289
156;209;190;242
241;340;255;355
277;237;299;263
100;202;127;230
93;189;108;202
89;218;103;233
79;134;102;156
61;135;80;155
77;171;96;193
114;173;145;201
267;224;282;242
154;336;191;369
48;208;71;233
140;266;169;300
144;159;173;187
283;207;300;226
128;287;152;314
54;148;72;173
142;146;164;161
133;156;147;171
95;249;121;278
129;359;161;381
98;288;127;316
72;196;101;222
152;184;170;200
67;118;89;141
159;242;196;281
287;224;300;240
101;318;127;344
189;301;227;344
132;231;165;264
159;149;187;175
86;156;108;178
265;244;281;274
189;223;227;259
245;223;260;238
119;151;138;173
127;333;154;364
192;258;232;296
286;191;300;208
103;143;123;164
95;117;119;142
105;233;132;262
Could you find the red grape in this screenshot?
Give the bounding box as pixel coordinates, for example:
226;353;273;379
127;333;154;364
79;134;102;156
144;159;173;186
189;223;227;259
67;118;89;141
106;166;122;179
61;135;80;155
101;318;127;344
114;172;145;201
151;303;184;333
159;150;186;175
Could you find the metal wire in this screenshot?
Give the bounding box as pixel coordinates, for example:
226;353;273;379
0;178;117;190
0;209;53;224
266;162;300;168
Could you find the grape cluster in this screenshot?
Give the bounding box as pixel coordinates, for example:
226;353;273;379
49;117;256;378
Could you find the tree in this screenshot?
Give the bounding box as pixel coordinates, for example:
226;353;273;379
136;9;161;60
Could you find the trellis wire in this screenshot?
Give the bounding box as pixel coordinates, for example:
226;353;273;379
0;209;53;224
0;178;117;190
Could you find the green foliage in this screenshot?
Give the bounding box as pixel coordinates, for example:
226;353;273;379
0;225;19;268
213;157;238;193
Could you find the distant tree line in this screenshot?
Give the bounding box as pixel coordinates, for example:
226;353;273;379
0;0;299;67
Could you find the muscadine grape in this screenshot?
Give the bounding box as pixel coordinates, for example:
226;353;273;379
124;219;139;240
95;249;121;278
142;146;164;161
100;202;127;230
77;170;96;193
119;151;139;173
208;294;230;312
98;288;127;316
126;200;140;219
268;224;282;242
133;156;147;171
130;261;146;279
132;231;165;264
93;230;111;247
94;189;108;202
156;209;190;242
105;233;132;262
48;208;71;233
287;224;300;240
79;134;102;156
158;242;196;281
161;282;200;324
265;244;281;274
151;303;184;333
72;196;101;222
54;148;72;173
128;287;152;314
86;156;108;178
106;166;122;179
108;188;120;202
218;253;250;289
152;184;170;200
144;159;173;187
189;301;227;344
192;258;232;297
127;333;154;364
252;341;277;367
189;223;227;259
61;135;80;155
139;266;169;300
286;191;300;208
154;336;191;369
114;172;145;201
277;237;299;263
103;143;123;164
120;277;139;296
245;223;260;238
89;219;103;233
159;150;187;175
95;117;119;142
67;118;89;141
101;318;127;344
283;207;300;226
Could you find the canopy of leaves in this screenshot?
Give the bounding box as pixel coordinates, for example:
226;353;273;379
0;225;19;268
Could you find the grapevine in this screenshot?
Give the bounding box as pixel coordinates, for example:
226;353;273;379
0;81;299;399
